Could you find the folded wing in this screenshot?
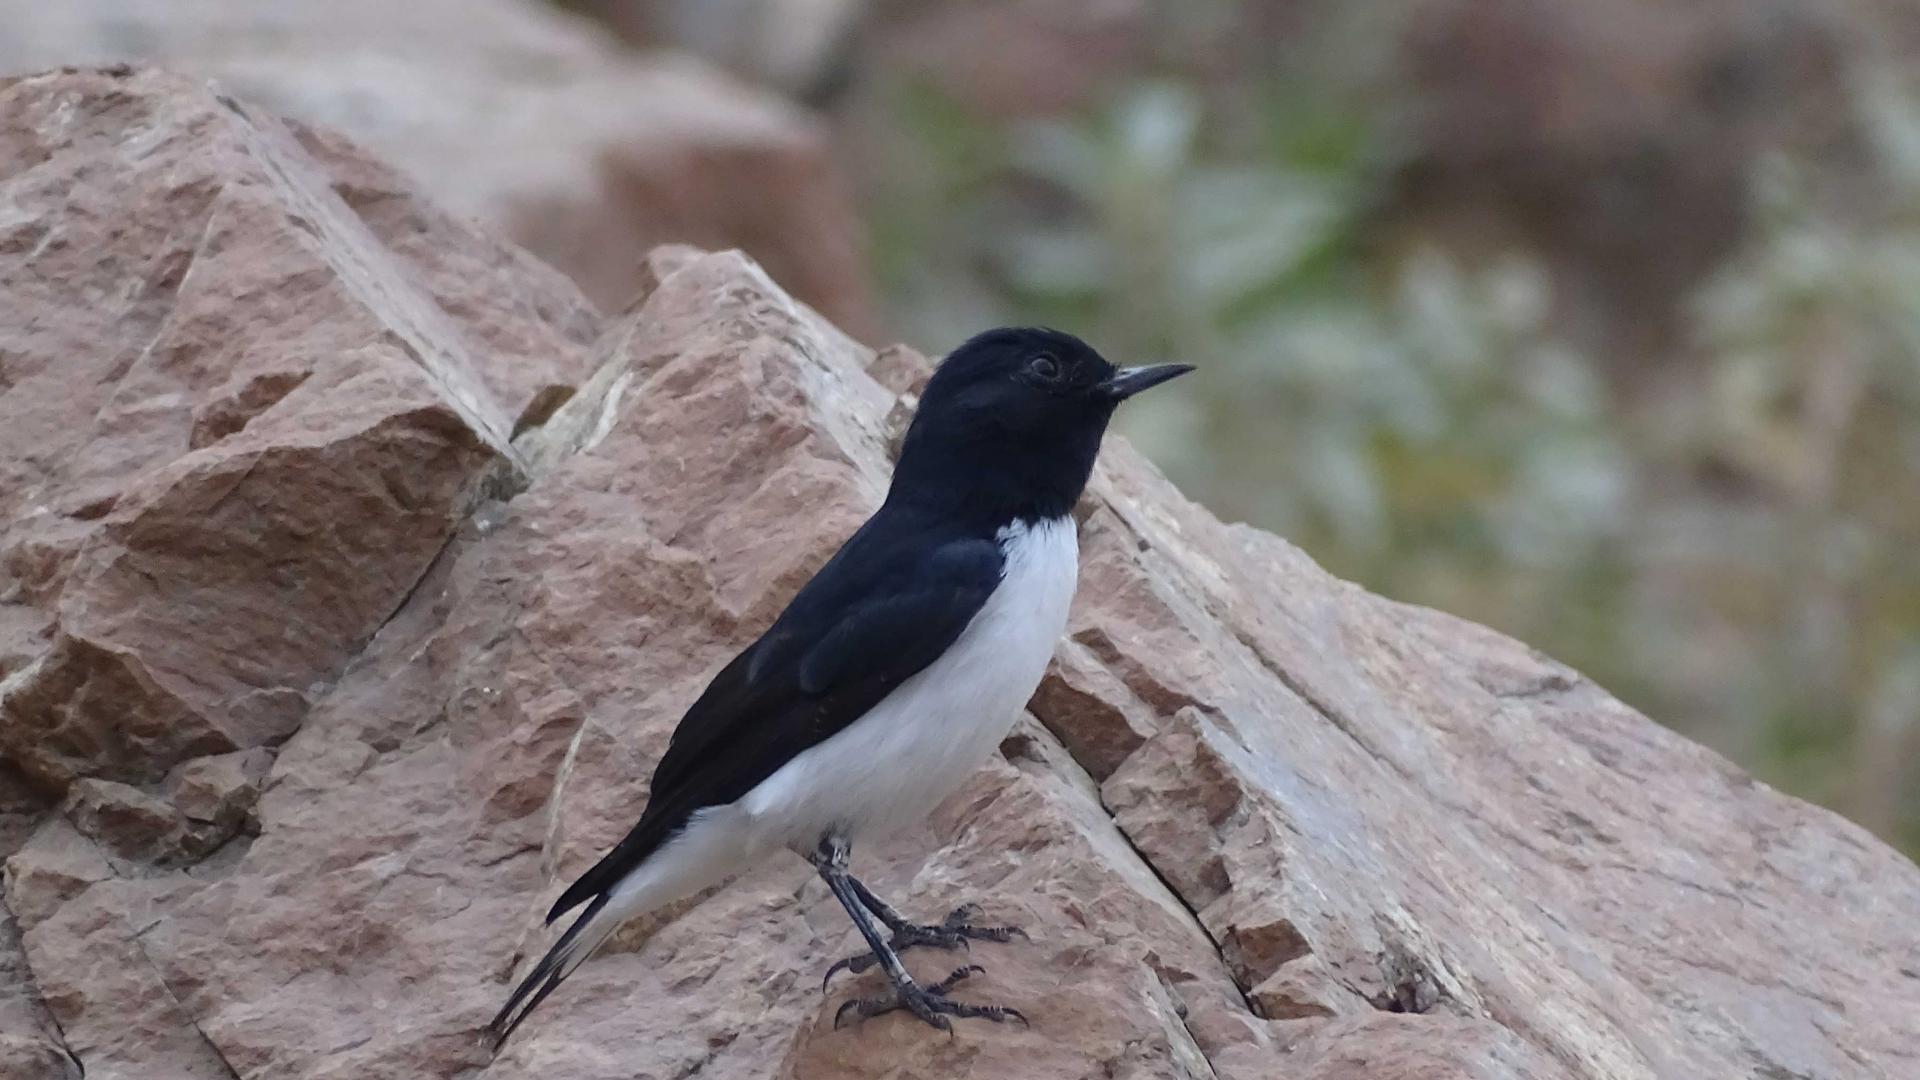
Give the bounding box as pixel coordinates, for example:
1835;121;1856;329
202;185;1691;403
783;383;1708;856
544;514;1003;923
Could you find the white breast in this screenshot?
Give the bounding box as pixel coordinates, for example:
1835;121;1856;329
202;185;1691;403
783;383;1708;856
737;514;1079;850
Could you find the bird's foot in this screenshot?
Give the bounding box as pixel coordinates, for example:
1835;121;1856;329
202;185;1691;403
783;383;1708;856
832;964;1028;1032
821;904;1027;988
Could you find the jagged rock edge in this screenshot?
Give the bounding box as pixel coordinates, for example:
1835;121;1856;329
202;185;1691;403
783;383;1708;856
1032;500;1600;1063
1017;495;1289;1015
215;88;526;469
1019;696;1266;1026
0;89;642;1077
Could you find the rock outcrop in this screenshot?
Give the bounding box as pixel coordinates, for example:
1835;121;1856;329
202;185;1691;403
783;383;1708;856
2;68;1918;1080
0;0;875;336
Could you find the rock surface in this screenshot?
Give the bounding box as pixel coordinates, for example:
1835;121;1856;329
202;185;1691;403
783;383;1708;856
3;68;1919;1080
0;0;875;336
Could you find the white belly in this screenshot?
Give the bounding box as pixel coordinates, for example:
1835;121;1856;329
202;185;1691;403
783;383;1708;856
738;514;1079;849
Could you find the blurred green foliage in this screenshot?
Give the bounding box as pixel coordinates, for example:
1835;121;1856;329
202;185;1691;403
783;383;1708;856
861;23;1920;855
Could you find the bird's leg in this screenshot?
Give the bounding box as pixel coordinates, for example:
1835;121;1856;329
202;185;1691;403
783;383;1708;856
809;836;1026;1032
820;876;1027;987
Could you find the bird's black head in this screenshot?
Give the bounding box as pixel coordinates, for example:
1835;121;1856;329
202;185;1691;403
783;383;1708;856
888;327;1192;525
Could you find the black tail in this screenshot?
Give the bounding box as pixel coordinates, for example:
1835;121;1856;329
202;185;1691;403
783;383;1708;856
488;894;612;1051
543;811;672;925
491;805;681;1048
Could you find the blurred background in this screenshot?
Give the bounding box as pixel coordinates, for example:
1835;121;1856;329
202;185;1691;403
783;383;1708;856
9;0;1916;855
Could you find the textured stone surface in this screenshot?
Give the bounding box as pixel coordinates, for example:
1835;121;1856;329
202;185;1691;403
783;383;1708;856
0;0;875;336
0;770;73;1080
2;67;1918;1080
61;779;193;863
0;66;592;798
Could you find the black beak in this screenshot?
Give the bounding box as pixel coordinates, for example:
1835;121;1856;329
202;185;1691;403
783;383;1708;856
1098;363;1195;400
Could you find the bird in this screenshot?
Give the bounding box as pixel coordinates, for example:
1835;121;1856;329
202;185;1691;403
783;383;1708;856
488;327;1192;1046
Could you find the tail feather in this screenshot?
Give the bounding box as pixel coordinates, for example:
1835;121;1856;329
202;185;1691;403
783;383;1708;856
488;894;615;1051
489;809;745;1050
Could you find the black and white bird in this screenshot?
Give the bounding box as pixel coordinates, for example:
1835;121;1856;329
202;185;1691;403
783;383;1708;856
489;328;1191;1044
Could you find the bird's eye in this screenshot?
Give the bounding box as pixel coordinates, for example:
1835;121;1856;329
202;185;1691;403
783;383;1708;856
1029;354;1061;381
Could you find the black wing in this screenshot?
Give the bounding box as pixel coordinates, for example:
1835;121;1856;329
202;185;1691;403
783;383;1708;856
545;509;1002;923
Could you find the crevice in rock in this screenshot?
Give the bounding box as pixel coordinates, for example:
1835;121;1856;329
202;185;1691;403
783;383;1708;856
511;384;576;440
1484;669;1578;700
1104;814;1258;1022
0;760;52;856
365;513;470;647
1084;759;1259;1022
179;998;243;1080
1149;966;1223;1080
120;909;243;1080
1024;661;1272;1024
180;828;259;880
2;893;86;1079
1004;707;1268;1029
669;1036;727;1080
76;180;225;448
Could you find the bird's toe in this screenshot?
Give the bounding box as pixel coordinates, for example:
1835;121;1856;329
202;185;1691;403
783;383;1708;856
941;903;983;925
933;905;1026;945
827;965;1024;1033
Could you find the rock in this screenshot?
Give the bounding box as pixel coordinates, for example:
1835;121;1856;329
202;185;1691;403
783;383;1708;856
1073;482;1920;1075
52;756;263;867
0;66;594;798
1;68;1917;1080
21;874;233;1080
0;1033;78;1080
3;819;114;931
0;764;45;862
61;779;191;864
0;0;876;337
167;749;272;833
1275;1013;1569;1079
0;778;78;1080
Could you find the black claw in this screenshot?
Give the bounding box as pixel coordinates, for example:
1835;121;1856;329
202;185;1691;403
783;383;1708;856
937;904;1026;944
820;904;1028;991
821;954;863;991
945;922;1024;944
943;903;982;925
928;964;984;994
828;965;1025;1033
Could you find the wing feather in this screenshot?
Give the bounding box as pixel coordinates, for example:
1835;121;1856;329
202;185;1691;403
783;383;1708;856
546;514;1001;923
